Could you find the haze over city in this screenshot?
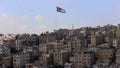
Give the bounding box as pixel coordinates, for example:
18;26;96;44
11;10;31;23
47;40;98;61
1;0;120;34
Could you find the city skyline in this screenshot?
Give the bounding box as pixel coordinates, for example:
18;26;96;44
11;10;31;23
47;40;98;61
1;0;120;34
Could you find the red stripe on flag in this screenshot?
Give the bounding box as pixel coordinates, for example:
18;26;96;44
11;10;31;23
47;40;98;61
56;7;61;12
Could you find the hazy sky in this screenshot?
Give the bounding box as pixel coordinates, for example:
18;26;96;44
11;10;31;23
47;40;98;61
0;0;120;34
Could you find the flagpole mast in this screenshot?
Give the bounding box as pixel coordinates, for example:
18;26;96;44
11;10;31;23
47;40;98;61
55;0;58;31
55;0;66;31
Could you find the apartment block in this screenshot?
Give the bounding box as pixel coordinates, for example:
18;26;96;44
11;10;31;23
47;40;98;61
13;53;30;68
73;51;95;68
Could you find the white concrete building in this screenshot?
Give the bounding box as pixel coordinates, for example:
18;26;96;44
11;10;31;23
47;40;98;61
64;63;74;68
15;40;23;50
23;46;33;53
13;53;30;68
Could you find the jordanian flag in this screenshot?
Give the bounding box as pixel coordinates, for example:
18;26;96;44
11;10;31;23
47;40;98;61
56;7;66;13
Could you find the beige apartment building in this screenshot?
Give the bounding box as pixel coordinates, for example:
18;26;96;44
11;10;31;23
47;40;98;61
25;63;41;68
116;49;120;65
73;51;95;68
2;56;12;68
39;54;53;65
91;34;104;47
62;42;72;52
53;52;68;66
39;43;54;54
116;30;120;38
97;48;114;60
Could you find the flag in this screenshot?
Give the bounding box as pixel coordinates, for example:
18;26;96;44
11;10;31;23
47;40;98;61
56;7;66;13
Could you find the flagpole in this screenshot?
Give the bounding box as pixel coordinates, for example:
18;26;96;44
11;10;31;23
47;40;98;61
55;12;58;30
56;0;61;30
54;1;58;31
55;0;65;30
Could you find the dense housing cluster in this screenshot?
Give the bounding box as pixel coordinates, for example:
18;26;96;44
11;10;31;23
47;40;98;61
1;24;120;68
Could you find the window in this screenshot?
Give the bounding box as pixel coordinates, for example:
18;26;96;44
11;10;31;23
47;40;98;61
17;57;19;59
14;60;16;62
